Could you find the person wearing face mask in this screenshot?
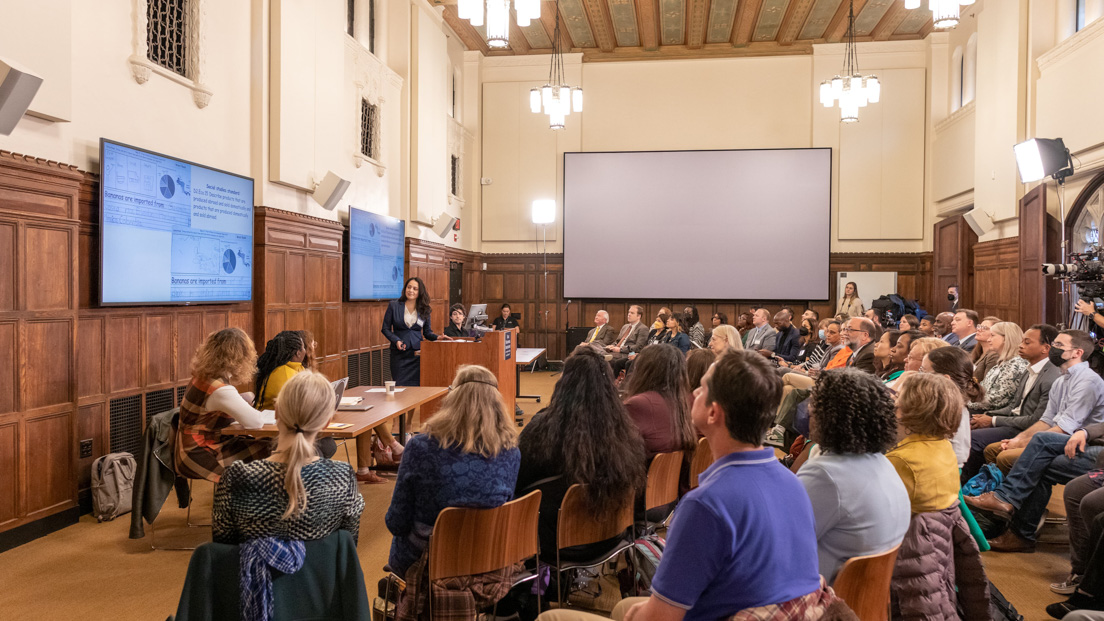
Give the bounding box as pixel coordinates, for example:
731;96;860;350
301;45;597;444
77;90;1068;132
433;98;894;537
948;285;961;312
646;307;673;346
780;318;827;370
965;330;1104;553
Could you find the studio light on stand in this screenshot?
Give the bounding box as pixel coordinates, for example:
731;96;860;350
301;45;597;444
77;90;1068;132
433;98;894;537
532;199;556;355
1015;137;1076;325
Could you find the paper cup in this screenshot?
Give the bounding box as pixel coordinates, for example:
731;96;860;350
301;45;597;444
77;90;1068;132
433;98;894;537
385;381;396;394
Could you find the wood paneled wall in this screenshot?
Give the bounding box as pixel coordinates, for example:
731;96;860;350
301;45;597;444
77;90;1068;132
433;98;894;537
0;152;83;537
972;238;1020;324
933;216;978;312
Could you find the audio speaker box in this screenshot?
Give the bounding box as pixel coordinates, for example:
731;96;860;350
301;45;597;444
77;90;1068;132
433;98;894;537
312;171;350;211
433;215;458;238
963;208;995;237
0;57;43;136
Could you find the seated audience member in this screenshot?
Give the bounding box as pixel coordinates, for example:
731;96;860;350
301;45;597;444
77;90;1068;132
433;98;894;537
888;373;990;619
254;330;309;410
969;322;1028;414
614;351;838;621
744;308;778;353
608;305;651;377
970;316;1002;382
923;347;983;468
864;309;884;332
951;309;980;353
843;317;877;373
516;347;646;561
686;349;716;395
735;311;755;347
935;312;958;345
779;317;827;371
647;307;673;346
796;369;910;583
624;344;697;497
444;303;467;337
891;330;921;371
711;311;728;329
492;303;520;331
888;336;950;392
874;330;905;382
684;306;706;349
1050;451;1104;616
964;324;1059;481
919;315;936;337
965;330;1104;552
837;281;864;318
177;328;272;483
802;308;820;324
660;313;692;354
763;309;801;363
583;310;617;349
899;314;920;331
814;320;850;373
708;324;742;358
212;370;364;544
385;365;520;578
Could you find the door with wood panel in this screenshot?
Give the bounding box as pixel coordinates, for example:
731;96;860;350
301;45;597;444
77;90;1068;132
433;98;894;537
1019;186;1060;326
932;216;978;314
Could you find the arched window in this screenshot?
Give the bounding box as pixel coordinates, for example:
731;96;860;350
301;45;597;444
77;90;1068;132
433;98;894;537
963;34;977;105
951;46;963;112
1073;183;1104;253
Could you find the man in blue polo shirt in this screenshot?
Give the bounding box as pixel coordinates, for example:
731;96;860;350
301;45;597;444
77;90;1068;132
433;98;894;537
624;350;827;621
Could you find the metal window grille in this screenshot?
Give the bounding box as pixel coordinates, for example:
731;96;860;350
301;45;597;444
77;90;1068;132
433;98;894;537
176;384;187;405
360;99;380;160
377;348;390;384
145;388;176;423
147;0;188;77
348;352;363;388
110;395;143;457
451;156;460;197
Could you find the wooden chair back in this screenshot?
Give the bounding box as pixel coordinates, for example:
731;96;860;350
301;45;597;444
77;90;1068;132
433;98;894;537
688;437;713;489
644;452;682;511
428;490;542;581
831;544;901;621
557;484;633;550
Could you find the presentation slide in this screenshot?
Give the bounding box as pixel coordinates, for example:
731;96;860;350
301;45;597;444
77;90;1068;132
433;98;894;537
348;207;405;300
100;140;254;304
563;149;831;300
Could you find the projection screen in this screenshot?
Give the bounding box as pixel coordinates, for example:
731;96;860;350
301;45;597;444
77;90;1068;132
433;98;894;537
563;149;831;300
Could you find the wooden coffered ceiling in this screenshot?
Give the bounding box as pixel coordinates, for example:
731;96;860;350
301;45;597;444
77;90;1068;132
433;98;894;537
433;0;936;61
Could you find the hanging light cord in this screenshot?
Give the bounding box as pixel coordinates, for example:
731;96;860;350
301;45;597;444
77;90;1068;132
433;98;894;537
549;1;564;88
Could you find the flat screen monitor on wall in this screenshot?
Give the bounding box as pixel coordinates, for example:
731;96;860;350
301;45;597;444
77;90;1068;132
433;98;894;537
562;148;832;300
98;139;255;305
348;207;406;301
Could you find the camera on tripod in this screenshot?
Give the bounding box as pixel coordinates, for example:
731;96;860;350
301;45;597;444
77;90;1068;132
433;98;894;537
1043;245;1104;309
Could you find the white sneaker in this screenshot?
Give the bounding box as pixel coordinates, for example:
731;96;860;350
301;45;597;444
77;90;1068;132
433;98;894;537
765;425;786;448
1050;574;1082;595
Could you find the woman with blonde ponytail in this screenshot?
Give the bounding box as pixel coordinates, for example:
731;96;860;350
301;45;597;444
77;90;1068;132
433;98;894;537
212;370;364;544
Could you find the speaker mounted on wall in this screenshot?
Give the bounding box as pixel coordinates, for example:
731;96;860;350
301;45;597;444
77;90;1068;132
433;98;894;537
312;171;351;211
0;57;43;136
963;208;995;237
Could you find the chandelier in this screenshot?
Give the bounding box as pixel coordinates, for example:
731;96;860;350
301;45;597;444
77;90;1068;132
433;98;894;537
819;0;879;123
904;0;975;29
529;4;582;130
457;0;541;48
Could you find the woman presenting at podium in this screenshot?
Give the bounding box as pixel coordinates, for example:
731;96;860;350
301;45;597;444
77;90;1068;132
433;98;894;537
382;277;447;387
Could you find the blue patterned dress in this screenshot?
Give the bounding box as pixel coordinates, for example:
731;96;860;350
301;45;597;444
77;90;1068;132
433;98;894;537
385;434;520;576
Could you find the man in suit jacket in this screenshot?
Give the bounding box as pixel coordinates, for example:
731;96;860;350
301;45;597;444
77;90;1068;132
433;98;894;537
935;312;959;346
844;317;877;374
963;324;1061;480
609;305;652;376
744;308;778;352
583;310;617;349
762;310;801;362
952;309;980;353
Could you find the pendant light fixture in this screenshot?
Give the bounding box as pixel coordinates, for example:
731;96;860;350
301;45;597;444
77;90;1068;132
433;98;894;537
818;0;879;123
903;0;975;30
457;0;542;48
529;2;582;130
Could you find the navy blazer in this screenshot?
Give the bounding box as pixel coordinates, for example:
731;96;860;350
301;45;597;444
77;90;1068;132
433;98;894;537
661;332;691;354
774;325;802;362
381;300;438;351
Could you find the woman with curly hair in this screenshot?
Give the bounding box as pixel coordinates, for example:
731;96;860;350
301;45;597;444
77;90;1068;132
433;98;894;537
796;369;911;582
177;328;272;482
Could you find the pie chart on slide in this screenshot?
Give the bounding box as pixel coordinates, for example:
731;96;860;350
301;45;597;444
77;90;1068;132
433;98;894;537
223;249;237;274
160;174;175;199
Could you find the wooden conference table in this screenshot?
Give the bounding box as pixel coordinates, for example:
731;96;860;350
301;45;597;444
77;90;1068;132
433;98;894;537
223;385;449;440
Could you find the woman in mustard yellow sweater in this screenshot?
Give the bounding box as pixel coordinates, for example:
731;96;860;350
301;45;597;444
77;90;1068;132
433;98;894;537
887;373;963;513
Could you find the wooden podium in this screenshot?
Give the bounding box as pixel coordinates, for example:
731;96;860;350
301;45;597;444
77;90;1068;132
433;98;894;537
420;328;518;421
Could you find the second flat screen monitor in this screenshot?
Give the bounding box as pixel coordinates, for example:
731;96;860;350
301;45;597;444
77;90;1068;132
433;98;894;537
348;207;405;301
563;149;832;301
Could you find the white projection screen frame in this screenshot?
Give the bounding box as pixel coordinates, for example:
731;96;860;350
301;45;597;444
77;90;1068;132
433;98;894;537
563;149;832;300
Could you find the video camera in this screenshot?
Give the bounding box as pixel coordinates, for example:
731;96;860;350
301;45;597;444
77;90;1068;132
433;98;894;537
1043;245;1104;308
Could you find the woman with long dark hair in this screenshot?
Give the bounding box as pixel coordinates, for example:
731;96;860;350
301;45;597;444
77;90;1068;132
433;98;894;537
515;346;646;561
683;305;706;349
253;331;307;410
624;344;697;496
381;277;448;387
660;312;692;354
923;346;985;468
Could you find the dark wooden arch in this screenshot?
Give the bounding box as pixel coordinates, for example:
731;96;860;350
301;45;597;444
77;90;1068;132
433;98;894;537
1064;169;1104;244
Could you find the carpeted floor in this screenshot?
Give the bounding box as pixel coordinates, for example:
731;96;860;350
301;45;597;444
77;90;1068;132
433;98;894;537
0;371;1080;620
